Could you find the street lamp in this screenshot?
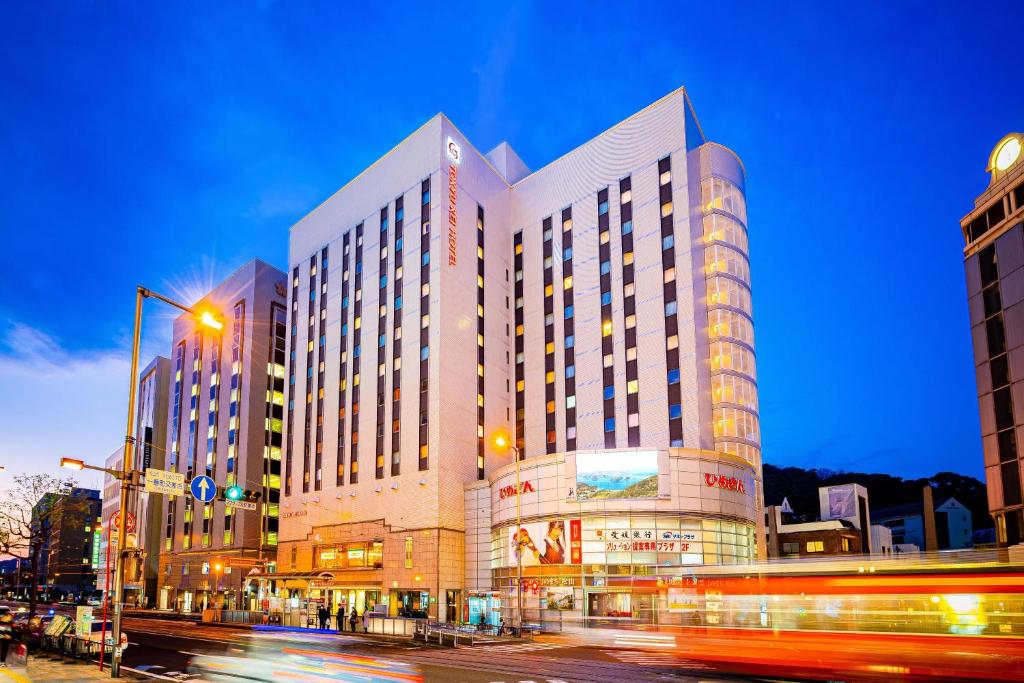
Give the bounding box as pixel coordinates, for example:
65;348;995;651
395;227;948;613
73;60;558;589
492;431;523;634
103;286;221;678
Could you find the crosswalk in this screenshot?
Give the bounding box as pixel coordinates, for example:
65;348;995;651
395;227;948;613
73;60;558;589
603;649;713;670
473;642;568;654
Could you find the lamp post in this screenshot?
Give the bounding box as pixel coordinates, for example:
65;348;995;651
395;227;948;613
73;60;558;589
65;286;221;678
492;432;522;633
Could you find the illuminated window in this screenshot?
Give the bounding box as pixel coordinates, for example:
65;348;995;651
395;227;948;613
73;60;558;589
806;541;824;553
563;276;573;289
660;170;671;185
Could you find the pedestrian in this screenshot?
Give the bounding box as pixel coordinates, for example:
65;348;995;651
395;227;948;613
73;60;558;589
336;604;345;633
497;617;506;637
317;605;328;630
362;608;369;634
0;613;13;668
349;606;357;632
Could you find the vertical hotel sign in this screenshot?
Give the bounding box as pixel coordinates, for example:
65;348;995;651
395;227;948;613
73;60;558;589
446;136;461;266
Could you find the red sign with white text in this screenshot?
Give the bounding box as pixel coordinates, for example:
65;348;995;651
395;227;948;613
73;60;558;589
569;519;582;564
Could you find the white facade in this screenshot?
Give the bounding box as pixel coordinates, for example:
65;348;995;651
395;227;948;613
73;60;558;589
279;88;763;623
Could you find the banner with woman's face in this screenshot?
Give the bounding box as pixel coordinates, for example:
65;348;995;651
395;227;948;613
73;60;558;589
509;520;569;566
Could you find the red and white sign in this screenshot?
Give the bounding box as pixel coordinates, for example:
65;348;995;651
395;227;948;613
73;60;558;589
110;511;136;534
569;519;582;564
704;473;747;494
498;480;534;500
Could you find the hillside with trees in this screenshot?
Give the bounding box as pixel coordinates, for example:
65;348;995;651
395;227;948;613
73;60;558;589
762;464;992;530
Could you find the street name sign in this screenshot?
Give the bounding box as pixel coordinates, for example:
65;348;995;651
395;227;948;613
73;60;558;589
225;499;258;511
190;475;216;503
144;468;184;496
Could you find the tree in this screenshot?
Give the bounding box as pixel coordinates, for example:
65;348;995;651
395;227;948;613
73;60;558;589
0;473;89;616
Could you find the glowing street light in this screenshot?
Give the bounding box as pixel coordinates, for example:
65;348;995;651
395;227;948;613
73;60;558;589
103;286;221;678
199;310;224;331
59;457;85;471
491;430;523;634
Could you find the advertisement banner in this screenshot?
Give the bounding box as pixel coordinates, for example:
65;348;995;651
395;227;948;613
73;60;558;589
667;587;699;613
574;450;659;500
569;519;582;564
827;486;856;518
545;587;575;610
510;520;578;566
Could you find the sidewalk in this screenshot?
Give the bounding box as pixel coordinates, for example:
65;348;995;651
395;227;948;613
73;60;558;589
0;654;142;682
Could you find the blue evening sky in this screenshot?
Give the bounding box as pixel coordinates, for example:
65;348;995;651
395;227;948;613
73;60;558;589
1;1;1019;485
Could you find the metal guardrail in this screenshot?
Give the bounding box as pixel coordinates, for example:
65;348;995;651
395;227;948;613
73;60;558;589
414;620;531;647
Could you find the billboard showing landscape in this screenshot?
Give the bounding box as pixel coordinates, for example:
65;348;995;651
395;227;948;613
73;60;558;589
574;451;659;500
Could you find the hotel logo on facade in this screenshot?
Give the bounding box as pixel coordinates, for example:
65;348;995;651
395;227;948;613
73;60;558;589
446;136;460;266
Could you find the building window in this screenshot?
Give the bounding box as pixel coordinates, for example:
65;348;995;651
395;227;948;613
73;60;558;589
405;536;414;569
513;229;525;455
350;224;364;483
419;178;431;471
806;541;824;553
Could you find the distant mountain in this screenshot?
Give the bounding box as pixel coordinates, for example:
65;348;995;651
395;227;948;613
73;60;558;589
762;464;992;530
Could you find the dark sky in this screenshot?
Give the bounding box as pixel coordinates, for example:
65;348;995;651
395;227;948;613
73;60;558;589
1;1;1019;480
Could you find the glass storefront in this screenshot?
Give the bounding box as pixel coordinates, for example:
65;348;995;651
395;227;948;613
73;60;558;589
493;514;756;569
491;514;756;629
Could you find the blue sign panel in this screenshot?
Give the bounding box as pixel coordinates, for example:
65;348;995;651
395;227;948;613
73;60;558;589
190;475;216;503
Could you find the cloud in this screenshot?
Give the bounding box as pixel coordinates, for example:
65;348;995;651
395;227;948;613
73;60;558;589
0;322;123;491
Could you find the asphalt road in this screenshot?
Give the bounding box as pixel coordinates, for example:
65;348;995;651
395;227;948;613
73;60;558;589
118;617;757;683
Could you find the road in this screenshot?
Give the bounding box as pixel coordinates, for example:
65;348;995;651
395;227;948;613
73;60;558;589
119;617;758;683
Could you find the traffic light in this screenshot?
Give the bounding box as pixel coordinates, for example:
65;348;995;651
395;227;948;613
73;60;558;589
217;485;262;502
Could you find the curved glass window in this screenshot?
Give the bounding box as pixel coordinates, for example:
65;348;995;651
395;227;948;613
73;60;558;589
710;341;757;378
705;244;751;285
706;277;752;316
718;440;761;465
701;176;747;224
711;373;759;411
708;308;755;346
703;213;748;253
713;407;760;442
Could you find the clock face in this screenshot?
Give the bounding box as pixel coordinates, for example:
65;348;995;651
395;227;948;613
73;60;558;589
995;137;1022;172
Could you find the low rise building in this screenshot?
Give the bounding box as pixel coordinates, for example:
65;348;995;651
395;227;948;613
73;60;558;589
874;495;973;550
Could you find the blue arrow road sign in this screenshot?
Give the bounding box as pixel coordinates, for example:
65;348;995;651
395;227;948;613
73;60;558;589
190;475;216;503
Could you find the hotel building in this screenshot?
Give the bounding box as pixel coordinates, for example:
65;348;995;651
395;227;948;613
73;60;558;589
273;88;763;626
157;259;287;611
962;132;1024;546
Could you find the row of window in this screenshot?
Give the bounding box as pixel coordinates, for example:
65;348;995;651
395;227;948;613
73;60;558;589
702;174;759;465
977;244;1023;508
514;230;525;453
262;303;286;546
476;205;486;479
658;157;685;446
965;183;1024;244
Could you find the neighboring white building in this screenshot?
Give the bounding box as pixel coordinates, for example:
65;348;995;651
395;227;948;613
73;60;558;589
275;88;763;625
870;523;893;556
819;483;872;553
